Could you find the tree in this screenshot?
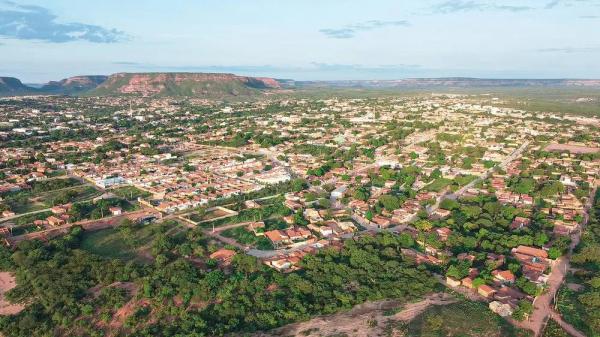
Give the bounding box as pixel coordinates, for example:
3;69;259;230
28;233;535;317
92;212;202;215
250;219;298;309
353;187;370;202
378;194;401;211
414;219;433;232
291;178;308;192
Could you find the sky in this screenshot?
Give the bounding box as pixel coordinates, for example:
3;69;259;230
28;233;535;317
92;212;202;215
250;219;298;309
0;0;599;82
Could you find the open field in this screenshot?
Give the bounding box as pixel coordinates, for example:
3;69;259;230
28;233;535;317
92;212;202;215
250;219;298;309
111;186;151;201
3;184;100;214
249;297;532;337
402;301;531;337
80;221;180;261
545;143;600;154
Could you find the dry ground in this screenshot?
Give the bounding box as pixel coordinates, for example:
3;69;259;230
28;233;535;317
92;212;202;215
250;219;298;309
249;293;456;337
0;272;24;316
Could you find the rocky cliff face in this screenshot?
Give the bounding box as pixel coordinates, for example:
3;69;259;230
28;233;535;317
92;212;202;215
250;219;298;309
91;72;281;97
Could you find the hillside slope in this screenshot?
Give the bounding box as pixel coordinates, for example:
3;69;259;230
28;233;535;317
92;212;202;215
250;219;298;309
0;77;35;95
41;75;108;95
89;72;281;98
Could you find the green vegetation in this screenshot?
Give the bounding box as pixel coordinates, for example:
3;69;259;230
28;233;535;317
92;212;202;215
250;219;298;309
0;178;91;213
80;220;179;261
541;319;570;337
88;73;269;99
0;229;437;337
200;202;292;228
112;186;151;201
556;189;600;336
388;301;531;337
221;226;274;250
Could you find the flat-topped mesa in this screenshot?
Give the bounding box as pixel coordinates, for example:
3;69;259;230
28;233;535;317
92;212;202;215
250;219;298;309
91;72;281;97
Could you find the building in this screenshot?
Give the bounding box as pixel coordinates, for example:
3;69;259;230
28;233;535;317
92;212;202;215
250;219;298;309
109;206;123;216
478;284;496;298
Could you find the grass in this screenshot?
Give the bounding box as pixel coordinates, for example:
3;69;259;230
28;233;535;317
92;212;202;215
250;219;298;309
424;178;453;192
187;208;237;223
221;226;274;250
7;185;101;214
80;221;179;261
394;301;532;337
111;186;151;201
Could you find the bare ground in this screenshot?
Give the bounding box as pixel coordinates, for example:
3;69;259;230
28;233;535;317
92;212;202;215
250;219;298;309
248;293;456;337
0;272;24;316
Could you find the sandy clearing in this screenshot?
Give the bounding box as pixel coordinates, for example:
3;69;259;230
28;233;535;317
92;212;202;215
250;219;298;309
0;272;25;316
545;143;600;154
249;293;456;337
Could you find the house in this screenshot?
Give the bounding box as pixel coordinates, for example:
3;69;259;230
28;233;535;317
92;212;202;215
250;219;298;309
492;270;516;284
331;185;347;199
435;227;452;241
284;227;312;241
47;216;65;226
446;276;461;287
431;208;451;219
284;199;303;211
51;206;68;215
372;215;391;228
478;284;496;298
513;245;550;283
513;245;548;259
109;206;123;216
303;208;323;223
264;230;290;247
457;253;476;262
209;248;237;265
461;277;474;289
269;258;292;271
308;224;333;237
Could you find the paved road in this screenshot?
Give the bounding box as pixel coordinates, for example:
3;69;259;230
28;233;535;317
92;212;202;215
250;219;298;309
446;140;531;201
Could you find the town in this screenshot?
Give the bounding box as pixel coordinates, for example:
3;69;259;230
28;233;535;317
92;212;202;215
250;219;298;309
0;93;599;337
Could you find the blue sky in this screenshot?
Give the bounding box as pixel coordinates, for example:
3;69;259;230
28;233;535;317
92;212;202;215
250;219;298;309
0;0;599;82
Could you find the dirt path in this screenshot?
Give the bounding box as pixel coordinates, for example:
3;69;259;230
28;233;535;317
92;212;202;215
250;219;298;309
250;293;456;337
517;188;595;336
0;272;24;316
549;311;587;337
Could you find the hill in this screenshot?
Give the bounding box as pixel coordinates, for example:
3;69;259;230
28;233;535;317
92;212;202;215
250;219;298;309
295;78;600;88
40;75;108;95
88;72;281;98
0;77;35;95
